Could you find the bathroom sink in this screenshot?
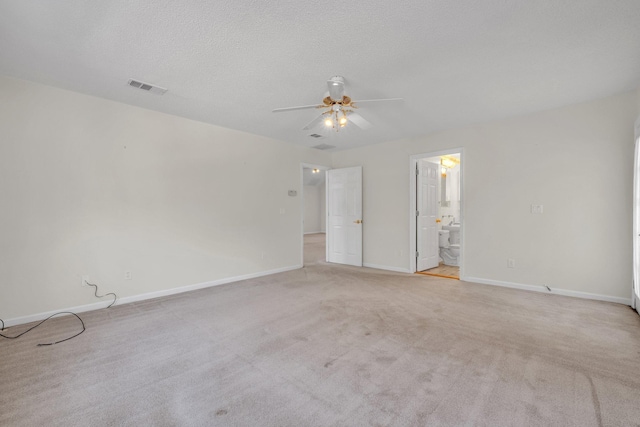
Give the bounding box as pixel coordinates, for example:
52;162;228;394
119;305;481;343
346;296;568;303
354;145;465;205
442;224;460;231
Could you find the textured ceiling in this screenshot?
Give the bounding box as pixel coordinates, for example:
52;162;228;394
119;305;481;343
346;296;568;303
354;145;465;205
1;1;640;151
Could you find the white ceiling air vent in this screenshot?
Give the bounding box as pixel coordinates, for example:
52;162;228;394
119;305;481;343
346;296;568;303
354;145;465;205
127;79;167;95
312;143;336;150
309;134;324;138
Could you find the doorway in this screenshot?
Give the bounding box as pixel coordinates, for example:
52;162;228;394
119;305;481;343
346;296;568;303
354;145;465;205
301;163;329;266
409;149;464;279
633;134;640;314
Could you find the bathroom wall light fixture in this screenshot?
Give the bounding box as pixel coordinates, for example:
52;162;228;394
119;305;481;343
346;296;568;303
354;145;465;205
312;168;320;174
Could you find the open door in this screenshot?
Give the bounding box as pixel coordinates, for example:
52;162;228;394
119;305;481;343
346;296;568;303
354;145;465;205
416;160;440;271
633;135;640;313
327;166;362;266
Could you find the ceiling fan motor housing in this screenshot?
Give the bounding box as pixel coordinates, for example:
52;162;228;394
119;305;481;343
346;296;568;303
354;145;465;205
327;76;346;101
328;76;345;85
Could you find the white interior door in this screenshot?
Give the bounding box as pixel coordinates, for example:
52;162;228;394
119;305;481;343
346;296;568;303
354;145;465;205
327;166;363;266
633;136;640;312
417;160;439;271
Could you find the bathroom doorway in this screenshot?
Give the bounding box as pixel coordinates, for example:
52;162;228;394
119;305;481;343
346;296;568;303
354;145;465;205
409;150;463;279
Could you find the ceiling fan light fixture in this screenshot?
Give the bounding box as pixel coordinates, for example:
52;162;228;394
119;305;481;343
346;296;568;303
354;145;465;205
272;75;402;133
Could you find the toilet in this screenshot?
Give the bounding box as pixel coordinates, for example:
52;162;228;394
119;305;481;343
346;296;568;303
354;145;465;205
438;229;460;266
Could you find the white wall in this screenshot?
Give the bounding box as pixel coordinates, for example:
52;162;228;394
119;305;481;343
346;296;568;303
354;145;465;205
304;183;326;234
332;92;637;301
0;76;331;320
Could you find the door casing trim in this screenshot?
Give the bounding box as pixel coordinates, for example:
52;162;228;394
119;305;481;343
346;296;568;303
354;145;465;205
409;148;465;275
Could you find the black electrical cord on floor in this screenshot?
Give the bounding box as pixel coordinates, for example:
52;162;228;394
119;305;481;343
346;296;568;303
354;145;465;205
0;312;85;346
85;280;117;308
0;280;117;346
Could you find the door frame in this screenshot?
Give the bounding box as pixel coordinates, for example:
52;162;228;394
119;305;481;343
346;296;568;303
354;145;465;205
634;137;639;311
300;163;331;266
633;117;640;312
409;148;465;274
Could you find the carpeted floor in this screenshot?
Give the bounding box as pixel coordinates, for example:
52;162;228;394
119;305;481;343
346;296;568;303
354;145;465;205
1;233;640;426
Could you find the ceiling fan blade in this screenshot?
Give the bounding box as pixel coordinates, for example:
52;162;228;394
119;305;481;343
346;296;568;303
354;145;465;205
272;104;323;113
302;113;327;130
352;97;404;105
347;112;372;130
327;76;345;101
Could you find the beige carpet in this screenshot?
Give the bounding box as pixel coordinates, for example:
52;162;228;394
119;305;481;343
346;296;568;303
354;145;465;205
1;232;640;426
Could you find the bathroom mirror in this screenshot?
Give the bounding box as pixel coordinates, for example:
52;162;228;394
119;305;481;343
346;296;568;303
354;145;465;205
441;174;450;207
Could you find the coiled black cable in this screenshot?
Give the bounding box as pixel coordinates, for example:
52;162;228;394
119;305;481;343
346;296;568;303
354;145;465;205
0;312;85;346
1;280;116;346
85;280;117;308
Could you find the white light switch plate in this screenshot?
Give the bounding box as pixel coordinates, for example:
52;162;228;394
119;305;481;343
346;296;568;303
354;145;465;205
531;205;544;214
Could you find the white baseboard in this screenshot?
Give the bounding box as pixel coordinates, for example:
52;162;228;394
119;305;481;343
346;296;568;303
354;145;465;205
304;231;326;235
2;300;114;329
2;264;302;328
6;267;628;328
462;276;632;306
363;263;412;274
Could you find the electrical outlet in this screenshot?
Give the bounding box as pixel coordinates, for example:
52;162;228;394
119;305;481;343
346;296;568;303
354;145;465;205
507;259;516;268
125;271;132;280
81;275;89;287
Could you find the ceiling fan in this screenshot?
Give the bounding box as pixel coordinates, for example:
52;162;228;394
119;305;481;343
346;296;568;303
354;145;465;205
272;76;403;131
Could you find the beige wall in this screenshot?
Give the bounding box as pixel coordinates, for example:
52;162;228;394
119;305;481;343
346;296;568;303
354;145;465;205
0;76;331;320
2;74;636;321
332;92;637;301
635;88;640;137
